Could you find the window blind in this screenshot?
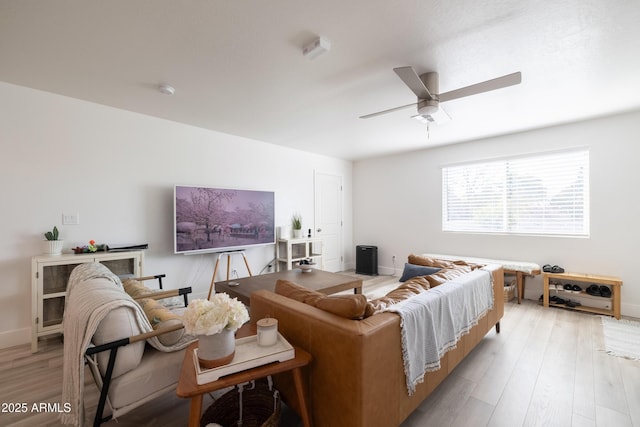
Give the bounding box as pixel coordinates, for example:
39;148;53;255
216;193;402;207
442;150;589;236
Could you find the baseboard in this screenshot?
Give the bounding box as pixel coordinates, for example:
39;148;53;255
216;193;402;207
377;265;396;276
621;302;640;319
0;327;31;350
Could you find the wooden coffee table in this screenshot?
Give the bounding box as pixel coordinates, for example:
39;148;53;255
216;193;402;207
216;269;362;305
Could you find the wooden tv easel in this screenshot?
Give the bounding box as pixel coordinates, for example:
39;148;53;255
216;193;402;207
207;251;252;300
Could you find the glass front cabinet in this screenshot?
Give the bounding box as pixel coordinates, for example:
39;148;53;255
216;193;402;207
31;251;144;352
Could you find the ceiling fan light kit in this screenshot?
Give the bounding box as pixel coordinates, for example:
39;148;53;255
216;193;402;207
417;99;439;116
412;108;451;125
302;36;331;60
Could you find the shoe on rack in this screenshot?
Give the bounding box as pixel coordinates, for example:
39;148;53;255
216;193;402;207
586;284;601;296
572;285;582;294
563;284;573;292
543;264;565;273
566;300;582;308
599;286;612;298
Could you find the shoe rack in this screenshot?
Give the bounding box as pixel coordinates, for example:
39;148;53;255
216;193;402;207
542;271;622;319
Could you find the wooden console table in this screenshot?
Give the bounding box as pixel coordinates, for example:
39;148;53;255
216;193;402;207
176;330;313;427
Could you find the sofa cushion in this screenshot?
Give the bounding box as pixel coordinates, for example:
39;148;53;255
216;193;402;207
365;276;431;317
274;279;325;305
92;306;145;379
399;263;441;282
275;280;368;320
137;298;184;346
407;254;457;269
108;346;185;410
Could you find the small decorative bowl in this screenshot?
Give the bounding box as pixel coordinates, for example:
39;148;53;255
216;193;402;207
298;263;315;273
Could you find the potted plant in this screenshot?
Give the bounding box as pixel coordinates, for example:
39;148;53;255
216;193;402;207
182;294;249;369
291;213;303;238
43;226;64;255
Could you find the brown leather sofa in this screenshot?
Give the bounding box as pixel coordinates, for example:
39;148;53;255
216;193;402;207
249;263;504;427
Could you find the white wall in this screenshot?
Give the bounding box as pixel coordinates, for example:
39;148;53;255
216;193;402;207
0;81;353;349
353;110;640;318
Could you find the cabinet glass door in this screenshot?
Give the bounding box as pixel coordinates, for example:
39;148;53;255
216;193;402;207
42;262;85;295
101;258;136;277
42;296;65;328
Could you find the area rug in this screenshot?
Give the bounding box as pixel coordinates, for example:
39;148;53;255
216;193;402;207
601;316;640;360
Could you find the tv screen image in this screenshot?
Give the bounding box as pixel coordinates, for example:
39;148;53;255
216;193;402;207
174;185;275;254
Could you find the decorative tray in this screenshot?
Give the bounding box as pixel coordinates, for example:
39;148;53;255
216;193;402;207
193;333;295;384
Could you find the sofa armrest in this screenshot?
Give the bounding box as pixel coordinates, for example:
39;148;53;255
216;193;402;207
86;323;185;358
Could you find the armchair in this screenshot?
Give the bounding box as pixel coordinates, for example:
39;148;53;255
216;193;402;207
61;263;195;426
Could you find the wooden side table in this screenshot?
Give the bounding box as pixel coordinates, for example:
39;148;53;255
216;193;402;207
176;333;313;427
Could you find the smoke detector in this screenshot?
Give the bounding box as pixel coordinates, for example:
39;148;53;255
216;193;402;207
158;84;175;95
303;36;331;60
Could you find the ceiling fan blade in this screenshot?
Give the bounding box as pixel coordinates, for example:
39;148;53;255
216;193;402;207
393;66;433;100
359;102;418;119
439;72;522;102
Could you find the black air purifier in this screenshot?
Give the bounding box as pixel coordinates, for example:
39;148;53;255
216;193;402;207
356;245;378;275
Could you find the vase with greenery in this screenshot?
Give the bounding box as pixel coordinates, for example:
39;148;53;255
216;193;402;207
43;226;64;255
291;213;303;238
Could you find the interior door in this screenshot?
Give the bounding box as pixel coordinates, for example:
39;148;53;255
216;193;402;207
314;171;343;272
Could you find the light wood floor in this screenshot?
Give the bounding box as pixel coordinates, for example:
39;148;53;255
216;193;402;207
1;275;639;426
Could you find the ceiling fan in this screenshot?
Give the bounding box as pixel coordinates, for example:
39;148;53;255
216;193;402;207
360;67;522;124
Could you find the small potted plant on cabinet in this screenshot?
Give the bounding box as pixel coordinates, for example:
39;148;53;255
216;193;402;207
291;213;303;239
43;226;64;255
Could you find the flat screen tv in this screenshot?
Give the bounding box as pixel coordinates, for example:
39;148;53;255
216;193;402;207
174;185;275;254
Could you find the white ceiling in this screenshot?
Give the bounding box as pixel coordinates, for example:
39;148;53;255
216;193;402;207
1;1;639;160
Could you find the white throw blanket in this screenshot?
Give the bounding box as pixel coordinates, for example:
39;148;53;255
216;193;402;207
61;263;194;426
386;268;494;395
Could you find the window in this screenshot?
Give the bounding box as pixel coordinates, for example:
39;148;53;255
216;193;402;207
442;149;589;236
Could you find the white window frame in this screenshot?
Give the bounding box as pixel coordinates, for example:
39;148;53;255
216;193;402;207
442;149;590;237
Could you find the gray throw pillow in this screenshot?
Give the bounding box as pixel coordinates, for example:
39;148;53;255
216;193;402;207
399;263;441;282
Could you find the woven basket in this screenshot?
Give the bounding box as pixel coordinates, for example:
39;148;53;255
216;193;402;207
200;379;280;427
504;281;516;302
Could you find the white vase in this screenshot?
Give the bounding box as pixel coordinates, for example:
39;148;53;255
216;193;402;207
292;229;303;239
197;329;236;369
43;240;64;256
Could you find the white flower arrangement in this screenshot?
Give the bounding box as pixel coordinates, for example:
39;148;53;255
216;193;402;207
182;294;249;336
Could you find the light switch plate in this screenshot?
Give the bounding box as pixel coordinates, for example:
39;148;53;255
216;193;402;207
62;213;79;225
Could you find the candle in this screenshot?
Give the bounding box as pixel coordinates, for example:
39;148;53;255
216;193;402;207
257;317;278;346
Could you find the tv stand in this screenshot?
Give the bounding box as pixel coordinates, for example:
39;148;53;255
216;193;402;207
207;251;252;299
